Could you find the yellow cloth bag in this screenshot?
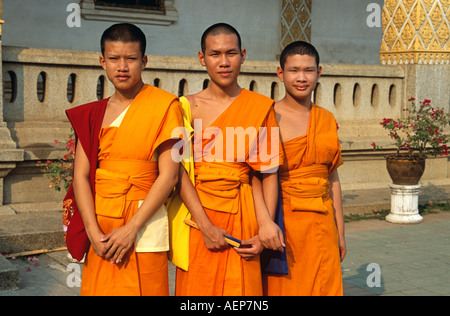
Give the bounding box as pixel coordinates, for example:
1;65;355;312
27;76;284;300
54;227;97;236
166;96;194;271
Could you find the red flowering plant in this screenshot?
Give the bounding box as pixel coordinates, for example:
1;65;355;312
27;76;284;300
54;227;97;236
38;129;75;191
372;98;449;158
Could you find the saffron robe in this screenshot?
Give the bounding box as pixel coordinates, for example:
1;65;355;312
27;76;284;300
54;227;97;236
263;104;344;296
175;89;280;296
69;85;183;296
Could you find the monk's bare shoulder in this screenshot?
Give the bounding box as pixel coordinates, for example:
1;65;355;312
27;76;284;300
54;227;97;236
187;90;214;120
275;99;311;142
274;100;285;124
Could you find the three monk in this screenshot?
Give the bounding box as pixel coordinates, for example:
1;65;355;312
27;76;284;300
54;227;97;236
262;41;347;296
66;23;346;297
174;23;284;296
68;23;183;296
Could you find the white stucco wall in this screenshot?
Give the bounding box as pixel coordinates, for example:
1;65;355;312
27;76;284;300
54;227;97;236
311;0;384;64
2;0;384;64
2;0;281;61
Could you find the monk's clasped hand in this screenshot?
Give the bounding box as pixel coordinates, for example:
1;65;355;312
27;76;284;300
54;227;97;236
101;224;138;264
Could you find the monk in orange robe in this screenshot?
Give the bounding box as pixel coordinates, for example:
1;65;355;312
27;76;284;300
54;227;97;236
175;23;284;296
263;41;347;296
69;24;183;296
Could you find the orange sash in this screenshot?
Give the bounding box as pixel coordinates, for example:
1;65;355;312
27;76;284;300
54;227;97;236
280;165;330;213
195;162;250;214
95;160;158;219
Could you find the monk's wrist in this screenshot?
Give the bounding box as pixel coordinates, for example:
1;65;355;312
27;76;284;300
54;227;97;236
125;216;142;235
196;216;214;232
256;212;275;226
86;225;104;242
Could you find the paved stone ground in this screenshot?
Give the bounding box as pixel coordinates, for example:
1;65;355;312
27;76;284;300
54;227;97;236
2;211;449;296
342;211;450;296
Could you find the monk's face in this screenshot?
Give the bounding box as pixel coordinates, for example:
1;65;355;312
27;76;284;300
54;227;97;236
199;33;246;88
100;40;148;92
277;54;322;101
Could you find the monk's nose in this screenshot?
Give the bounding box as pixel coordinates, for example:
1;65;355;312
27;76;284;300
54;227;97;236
297;72;307;82
219;55;230;67
118;58;129;71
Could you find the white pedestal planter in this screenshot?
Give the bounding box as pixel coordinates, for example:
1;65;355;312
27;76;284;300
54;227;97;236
386;183;423;224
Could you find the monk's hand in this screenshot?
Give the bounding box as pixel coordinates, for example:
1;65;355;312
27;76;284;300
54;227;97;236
101;224;137;264
201;224;230;251
87;228;107;259
234;236;264;260
258;219;285;252
339;237;347;262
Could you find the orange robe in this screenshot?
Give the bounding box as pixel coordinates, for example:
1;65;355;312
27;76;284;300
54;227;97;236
80;85;183;296
263;104;344;296
175;89;280;296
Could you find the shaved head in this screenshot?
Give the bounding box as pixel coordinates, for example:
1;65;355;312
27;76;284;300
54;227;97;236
101;23;147;57
201;23;242;53
280;41;320;69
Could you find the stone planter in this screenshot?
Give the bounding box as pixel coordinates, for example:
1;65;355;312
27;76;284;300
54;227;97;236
386;155;426;185
385;155;425;224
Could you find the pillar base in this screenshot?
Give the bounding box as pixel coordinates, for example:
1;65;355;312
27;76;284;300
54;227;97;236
386;183;423;224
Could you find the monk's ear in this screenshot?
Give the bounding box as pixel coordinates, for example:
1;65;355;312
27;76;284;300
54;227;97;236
317;65;323;79
141;55;148;70
198;51;206;67
240;48;247;64
276;67;284;82
99;55;107;71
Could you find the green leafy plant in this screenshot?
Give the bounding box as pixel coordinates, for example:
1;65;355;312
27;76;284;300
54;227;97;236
372;98;449;158
38;130;75;192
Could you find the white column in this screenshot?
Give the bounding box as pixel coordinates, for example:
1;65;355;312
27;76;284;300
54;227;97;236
386;184;423;224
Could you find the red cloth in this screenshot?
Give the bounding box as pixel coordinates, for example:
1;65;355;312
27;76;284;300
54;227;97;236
64;98;108;261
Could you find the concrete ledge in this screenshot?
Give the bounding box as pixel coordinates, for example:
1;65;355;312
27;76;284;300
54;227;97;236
0;209;65;254
0;255;19;292
0;232;65;254
0;205;17;216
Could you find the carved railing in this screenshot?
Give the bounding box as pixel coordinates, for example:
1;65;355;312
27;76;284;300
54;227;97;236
4;46;447;196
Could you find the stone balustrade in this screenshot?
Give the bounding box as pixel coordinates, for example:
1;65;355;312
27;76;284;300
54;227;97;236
2;47;406;148
1;47;448;204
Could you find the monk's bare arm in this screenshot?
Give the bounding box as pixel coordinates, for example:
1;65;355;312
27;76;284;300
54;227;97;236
236;173;284;260
177;166;229;251
329;170;346;261
72;140;106;258
252;173;285;252
261;172;278;219
103;139;180;263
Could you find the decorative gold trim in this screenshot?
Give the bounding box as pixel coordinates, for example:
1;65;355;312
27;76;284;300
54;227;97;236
380;0;450;64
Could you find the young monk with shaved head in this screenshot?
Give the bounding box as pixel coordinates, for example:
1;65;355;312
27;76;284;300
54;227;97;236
174;23;284;296
263;41;347;296
67;23;183;296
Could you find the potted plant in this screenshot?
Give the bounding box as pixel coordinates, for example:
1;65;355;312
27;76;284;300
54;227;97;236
372;98;449;185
